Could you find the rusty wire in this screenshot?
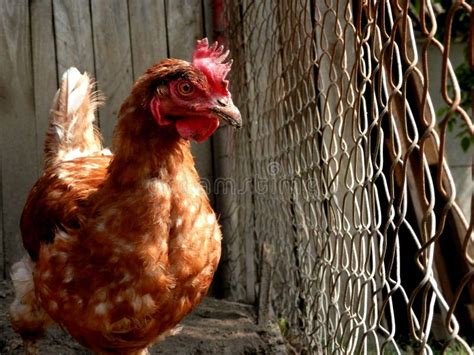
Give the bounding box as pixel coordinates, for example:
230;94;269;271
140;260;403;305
218;0;473;353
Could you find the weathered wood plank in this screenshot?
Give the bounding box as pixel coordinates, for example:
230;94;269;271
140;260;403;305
31;0;58;172
166;0;215;203
0;0;38;272
128;0;168;78
203;0;214;41
91;0;134;146
53;0;95;78
208;0;256;301
166;0;204;55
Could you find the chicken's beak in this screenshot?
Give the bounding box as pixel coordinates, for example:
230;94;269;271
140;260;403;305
210;97;242;129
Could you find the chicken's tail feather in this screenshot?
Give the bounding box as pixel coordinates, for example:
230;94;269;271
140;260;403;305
44;67;104;169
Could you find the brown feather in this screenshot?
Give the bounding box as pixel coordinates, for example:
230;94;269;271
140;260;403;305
14;59;223;353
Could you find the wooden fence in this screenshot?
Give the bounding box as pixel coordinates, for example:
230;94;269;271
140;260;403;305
0;0;214;276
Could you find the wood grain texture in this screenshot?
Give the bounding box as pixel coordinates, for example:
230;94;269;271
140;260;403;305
31;0;58;172
91;0;133;146
206;0;253;300
166;0;215;204
203;0;213;42
166;0;204;57
53;0;95;78
128;0;168;78
0;0;39;272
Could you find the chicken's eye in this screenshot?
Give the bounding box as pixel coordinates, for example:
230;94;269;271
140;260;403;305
176;81;195;97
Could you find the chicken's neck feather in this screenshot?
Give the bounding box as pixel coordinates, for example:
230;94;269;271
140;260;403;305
107;106;194;186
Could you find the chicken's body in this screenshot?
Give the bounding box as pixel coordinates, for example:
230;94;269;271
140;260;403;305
10;39;240;354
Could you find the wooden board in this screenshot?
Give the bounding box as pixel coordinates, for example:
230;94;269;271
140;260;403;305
166;0;215;204
53;0;95;78
128;0;168;78
166;0;204;54
91;0;134;146
203;0;214;41
0;0;39;273
31;0;58;172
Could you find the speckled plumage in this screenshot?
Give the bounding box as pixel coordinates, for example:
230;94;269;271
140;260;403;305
10;39;240;354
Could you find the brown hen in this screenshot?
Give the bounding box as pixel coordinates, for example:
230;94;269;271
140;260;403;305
10;39;241;354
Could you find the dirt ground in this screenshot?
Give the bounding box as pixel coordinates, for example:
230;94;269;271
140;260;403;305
0;280;287;354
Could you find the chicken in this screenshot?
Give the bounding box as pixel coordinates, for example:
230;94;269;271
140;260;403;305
9;38;241;354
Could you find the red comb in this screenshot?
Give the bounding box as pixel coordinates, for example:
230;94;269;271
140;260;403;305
192;38;232;92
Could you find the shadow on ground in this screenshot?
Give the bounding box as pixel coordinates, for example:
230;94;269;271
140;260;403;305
0;281;287;354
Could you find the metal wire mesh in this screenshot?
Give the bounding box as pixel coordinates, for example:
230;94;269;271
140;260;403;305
215;0;473;353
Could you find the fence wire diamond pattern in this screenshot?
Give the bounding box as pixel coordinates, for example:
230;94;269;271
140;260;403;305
215;0;473;353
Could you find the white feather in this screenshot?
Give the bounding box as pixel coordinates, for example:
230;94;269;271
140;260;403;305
10;256;34;303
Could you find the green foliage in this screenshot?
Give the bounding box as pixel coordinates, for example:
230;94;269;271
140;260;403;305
385;336;474;354
439;59;474;152
411;0;470;42
456;62;474;95
277;317;289;335
411;0;473;152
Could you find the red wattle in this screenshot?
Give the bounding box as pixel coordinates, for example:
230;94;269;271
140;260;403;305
175;117;219;142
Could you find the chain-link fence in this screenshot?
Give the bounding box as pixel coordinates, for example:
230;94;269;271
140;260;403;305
213;0;473;353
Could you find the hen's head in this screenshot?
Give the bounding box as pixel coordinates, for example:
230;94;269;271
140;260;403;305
132;38;241;143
